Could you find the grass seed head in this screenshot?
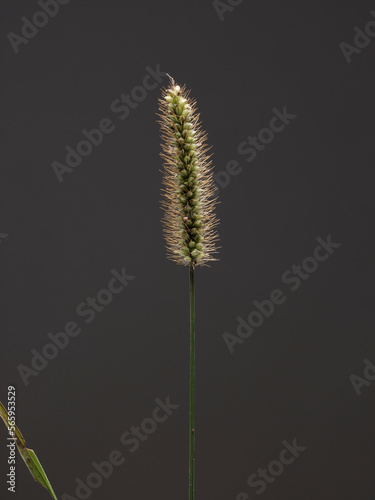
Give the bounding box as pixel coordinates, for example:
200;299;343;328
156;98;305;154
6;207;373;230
158;77;219;267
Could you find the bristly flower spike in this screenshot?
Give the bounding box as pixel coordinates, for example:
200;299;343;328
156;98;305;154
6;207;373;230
158;76;219;267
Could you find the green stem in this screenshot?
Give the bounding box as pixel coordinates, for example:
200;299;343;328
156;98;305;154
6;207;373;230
189;265;195;500
0;401;58;500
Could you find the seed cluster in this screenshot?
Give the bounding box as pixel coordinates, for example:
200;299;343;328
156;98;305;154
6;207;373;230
158;78;219;266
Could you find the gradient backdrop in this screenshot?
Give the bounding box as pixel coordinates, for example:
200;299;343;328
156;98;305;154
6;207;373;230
1;1;375;499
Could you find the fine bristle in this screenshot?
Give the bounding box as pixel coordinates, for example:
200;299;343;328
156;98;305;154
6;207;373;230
158;79;219;267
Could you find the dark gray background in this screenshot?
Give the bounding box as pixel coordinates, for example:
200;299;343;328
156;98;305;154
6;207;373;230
1;1;375;499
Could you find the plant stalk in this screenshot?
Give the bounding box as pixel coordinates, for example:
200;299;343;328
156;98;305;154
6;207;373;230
189;264;195;500
0;401;57;500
